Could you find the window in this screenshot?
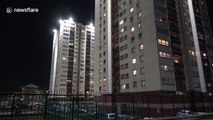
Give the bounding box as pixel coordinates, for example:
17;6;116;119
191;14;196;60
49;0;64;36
138;33;142;39
140;67;144;74
120;28;124;33
204;63;208;67
130;8;134;13
161;65;173;72
131;27;135;32
140;56;144;62
133;69;137;75
121;84;126;89
133;81;137;87
103;51;106;56
156;16;168;23
121;84;129;89
126;73;129;78
119;20;124;25
125;63;128;68
103;86;106;91
162;78;174;85
138;12;142;17
189;50;195;56
132;58;136;64
131;37;135;43
158;38;169;46
138;23;141;28
141;80;145;87
132;47;135;53
159;51;171;59
173;55;181;64
202;53;207;59
140;44;144;50
130;16;134;22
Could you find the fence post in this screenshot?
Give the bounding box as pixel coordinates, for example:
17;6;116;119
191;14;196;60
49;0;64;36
72;95;74;120
172;96;175;116
132;96;135;118
44;93;48;120
182;96;185;110
160;96;164;117
77;95;80;119
202;94;205;112
147;96;150;119
95;98;98;120
10;94;15;120
211;96;213;112
141;96;144;119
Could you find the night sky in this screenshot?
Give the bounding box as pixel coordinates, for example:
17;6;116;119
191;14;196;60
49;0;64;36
0;0;212;92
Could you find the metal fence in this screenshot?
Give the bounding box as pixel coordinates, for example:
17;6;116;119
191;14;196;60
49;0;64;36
0;93;213;120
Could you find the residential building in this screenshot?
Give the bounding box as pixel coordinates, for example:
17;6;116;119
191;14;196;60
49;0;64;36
94;0;213;95
49;18;95;95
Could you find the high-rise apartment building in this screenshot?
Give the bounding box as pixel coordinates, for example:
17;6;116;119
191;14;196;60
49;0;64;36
49;18;95;95
94;0;213;95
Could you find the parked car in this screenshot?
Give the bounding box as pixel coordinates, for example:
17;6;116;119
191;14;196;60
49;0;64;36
118;114;134;120
176;110;194;116
105;113;116;120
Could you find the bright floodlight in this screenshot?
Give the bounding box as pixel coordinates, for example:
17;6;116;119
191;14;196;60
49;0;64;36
53;29;57;33
59;19;63;24
89;23;94;28
69;17;74;22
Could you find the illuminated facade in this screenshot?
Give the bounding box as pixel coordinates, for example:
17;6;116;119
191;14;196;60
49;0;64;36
49;18;95;95
94;0;213;95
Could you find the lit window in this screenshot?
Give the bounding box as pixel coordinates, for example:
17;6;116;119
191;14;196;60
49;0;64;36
138;12;141;17
103;77;106;81
121;84;126;89
121;84;129;89
120;3;124;8
130;8;134;13
159;51;171;59
120;28;124;33
62;57;67;60
189;50;195;56
173;55;181;64
119;20;124;25
212;64;213;68
131;27;135;32
140;44;144;50
203;53;207;59
138;23;141;28
133;70;137;75
104;13;106;17
103;86;106;91
158;38;169;46
132;58;136;64
161;65;173;72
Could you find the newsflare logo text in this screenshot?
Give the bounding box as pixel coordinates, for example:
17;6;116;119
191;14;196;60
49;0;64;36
6;7;39;13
